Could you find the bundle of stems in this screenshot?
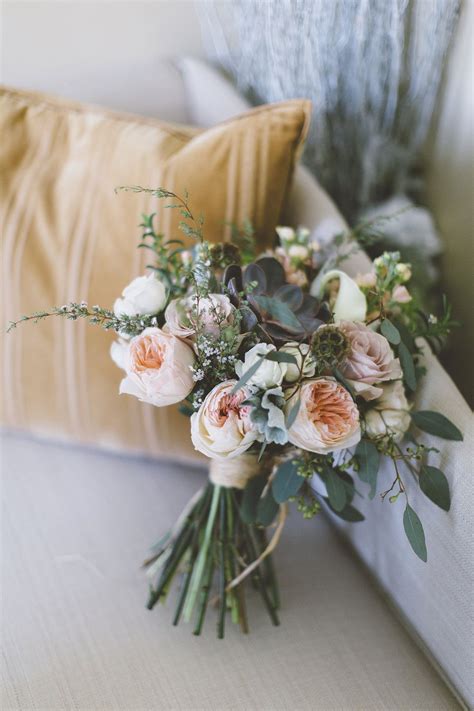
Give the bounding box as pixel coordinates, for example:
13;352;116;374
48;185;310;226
144;483;280;638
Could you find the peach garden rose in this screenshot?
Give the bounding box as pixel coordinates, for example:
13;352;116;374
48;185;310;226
120;327;195;407
191;380;258;459
287;377;361;454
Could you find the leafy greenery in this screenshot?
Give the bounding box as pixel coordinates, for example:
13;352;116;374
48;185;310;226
403;504;427;562
355;439;380;499
419;465;451;511
411;411;463;441
272;460;304;503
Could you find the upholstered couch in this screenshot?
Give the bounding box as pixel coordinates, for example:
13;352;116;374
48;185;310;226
2;58;472;711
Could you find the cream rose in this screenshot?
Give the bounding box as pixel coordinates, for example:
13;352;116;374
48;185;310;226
165;294;234;339
114;274;167;318
191;380;258;459
235;343;287;389
119;327;195;407
339;320;401;396
279;342;316;383
287;378;361;454
110;338;129;371
364;380;411;442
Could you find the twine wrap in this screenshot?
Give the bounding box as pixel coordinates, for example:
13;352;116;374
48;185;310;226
209;454;260;489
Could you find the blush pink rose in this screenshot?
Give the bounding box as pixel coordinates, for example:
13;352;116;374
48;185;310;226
191;380;257;459
120;327;195;407
164;294;234;339
339;321;401;397
392;285;412;303
287;378;361;454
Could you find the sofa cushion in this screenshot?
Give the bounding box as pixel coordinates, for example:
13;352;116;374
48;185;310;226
1;432;458;711
0;87;310;459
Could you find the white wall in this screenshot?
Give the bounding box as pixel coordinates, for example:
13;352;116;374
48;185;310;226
1;0;206;122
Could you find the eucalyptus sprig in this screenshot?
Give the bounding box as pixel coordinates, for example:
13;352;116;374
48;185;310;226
7;302;159;337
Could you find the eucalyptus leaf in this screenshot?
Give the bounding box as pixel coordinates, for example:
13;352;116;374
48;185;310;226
411;411;463;441
240;474;267;523
323;498;365;522
265;351;298;365
253;295;302;330
355;439;380;499
419;465;451;511
399;341;417;391
381;319;401;345
285;399;301;429
272;460;304;503
403;504;427;562
231;357;263;393
325;469;348;512
257;489;280;526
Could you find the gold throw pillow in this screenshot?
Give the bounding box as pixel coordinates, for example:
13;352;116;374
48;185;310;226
0;86;310;460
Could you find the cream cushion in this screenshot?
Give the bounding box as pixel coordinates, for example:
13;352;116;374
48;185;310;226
0;88;310;460
1;431;458;711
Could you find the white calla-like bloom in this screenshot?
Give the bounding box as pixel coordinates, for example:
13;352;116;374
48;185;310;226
310;269;367;322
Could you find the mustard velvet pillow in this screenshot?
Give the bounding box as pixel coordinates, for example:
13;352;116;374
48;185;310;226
0;87;310;460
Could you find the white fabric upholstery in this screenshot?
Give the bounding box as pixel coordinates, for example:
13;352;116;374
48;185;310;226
1;432;458;711
178;56;474;706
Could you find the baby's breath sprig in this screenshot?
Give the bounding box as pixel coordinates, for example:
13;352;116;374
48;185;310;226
7;302;158;337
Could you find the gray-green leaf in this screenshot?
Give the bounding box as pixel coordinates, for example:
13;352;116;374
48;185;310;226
403;504;427;562
381;319;401;345
323;498;365;522
399;341;417;391
419;466;451;511
272;460;304;503
325;469;347;512
256;489;280;526
240;474;267;524
355;439;380;499
266;351;298;365
411;411;463;441
232;357;263;393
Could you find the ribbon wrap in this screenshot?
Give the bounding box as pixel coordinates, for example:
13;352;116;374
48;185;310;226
209;453;261;489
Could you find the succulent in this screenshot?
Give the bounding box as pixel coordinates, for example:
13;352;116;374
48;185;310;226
311;325;350;370
209;242;241;269
224;257;330;344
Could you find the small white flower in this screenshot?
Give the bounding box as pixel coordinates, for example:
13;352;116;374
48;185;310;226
235;343;287;389
395;263;412;282
114;274;167;318
288;244;310;260
276;226;296;243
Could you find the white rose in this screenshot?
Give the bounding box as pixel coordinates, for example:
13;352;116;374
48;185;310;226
119;327;195;407
235;343;287;389
288;244;310;260
114;274;167;318
310;269;367;322
165;294;234;339
364;380;411;442
191;380;258;459
110;338;129;371
279;342;316;383
276;226;295;243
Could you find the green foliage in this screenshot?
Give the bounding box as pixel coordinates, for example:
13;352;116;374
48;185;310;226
240;474;267;524
403;504;427;562
355;439;380;499
256;488;280;526
419;466;451;511
324;468;348;512
411;411;463;441
323;498;365;522
380;318;401;345
398;341;417;391
272;460;304;503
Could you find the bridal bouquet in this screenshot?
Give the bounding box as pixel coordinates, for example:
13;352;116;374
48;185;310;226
9;187;462;637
